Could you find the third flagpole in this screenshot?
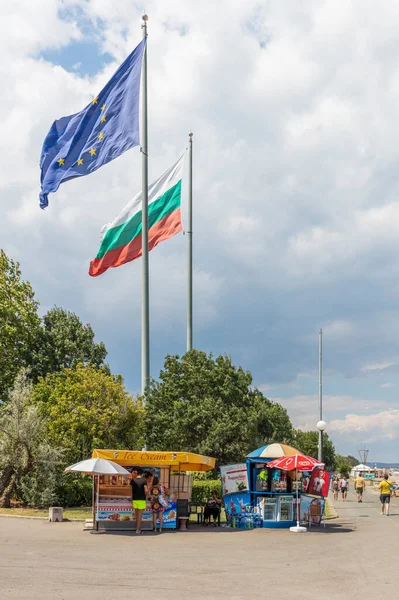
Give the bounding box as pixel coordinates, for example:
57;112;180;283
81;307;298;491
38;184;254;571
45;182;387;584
141;15;150;394
187;132;193;351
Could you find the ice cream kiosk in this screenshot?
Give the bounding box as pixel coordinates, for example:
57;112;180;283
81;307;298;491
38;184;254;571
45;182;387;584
246;443;302;528
92;449;215;531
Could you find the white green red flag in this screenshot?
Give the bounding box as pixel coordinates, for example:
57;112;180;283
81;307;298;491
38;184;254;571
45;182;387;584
89;154;185;276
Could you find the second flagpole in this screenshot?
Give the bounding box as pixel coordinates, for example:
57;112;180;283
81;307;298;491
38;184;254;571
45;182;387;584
141;15;150;394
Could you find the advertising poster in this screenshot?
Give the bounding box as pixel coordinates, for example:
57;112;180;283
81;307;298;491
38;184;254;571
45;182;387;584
224;491;251;516
97;505;133;522
299;495;325;525
162;500;177;529
220;464;249;495
97;499;177;527
307;468;331;497
224;492;262;529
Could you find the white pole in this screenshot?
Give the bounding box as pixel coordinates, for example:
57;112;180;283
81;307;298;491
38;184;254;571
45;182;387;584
290;458;307;533
318;328;323;463
141;15;150;395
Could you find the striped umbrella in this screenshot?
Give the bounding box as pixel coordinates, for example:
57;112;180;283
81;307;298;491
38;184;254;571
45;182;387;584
246;443;302;460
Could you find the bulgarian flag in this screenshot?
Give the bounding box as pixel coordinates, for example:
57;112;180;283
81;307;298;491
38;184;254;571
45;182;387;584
89;154;185;276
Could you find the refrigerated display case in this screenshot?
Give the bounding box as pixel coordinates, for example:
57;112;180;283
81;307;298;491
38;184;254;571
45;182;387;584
278;495;293;521
262;497;277;521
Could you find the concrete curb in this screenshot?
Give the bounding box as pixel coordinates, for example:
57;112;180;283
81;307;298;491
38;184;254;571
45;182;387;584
325;499;339;520
0;514;85;522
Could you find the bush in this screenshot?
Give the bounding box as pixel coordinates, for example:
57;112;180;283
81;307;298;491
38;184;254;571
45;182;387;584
19;470;59;508
191;480;222;505
55;473;93;507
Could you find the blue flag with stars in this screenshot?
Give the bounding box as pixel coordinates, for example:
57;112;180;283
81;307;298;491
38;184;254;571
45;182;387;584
39;38;146;209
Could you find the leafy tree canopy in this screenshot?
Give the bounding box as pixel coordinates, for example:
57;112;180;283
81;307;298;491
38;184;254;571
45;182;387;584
293;429;336;469
0;370;61;508
29;306;108;382
33;364;144;463
143;351;293;467
0;250;40;399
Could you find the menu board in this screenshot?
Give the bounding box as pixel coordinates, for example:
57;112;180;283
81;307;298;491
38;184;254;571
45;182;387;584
220;464;249;495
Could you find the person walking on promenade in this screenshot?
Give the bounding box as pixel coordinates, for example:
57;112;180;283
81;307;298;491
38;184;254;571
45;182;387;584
339;476;348;501
130;468;148;534
332;476;339;501
354;472;365;503
379;474;393;516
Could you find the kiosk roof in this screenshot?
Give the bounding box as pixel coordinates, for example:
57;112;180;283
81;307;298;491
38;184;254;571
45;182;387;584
92;449;216;471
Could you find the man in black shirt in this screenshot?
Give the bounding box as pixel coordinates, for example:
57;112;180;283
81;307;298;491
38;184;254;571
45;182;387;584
129;468;148;534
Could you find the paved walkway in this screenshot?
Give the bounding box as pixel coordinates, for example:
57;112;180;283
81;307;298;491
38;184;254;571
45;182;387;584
1;489;398;600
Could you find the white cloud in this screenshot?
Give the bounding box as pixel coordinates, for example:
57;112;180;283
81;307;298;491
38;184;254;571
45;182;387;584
362;361;396;373
328;410;399;442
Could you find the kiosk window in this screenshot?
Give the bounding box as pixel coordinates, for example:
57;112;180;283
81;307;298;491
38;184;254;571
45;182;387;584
271;470;287;492
256;465;269;491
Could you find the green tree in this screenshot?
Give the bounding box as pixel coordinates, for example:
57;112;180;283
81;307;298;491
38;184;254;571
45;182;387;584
29;307;108;382
143;351;293;468
0;250;40;399
293;429;336;469
347;455;358;467
336;461;351;477
0;370;61;508
33;364;144;463
335;453;357;475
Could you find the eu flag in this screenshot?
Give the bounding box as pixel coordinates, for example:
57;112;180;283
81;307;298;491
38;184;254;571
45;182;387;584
39;38;146;209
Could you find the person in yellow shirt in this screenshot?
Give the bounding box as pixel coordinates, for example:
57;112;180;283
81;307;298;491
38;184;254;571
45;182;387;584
354;473;365;502
379;474;393;516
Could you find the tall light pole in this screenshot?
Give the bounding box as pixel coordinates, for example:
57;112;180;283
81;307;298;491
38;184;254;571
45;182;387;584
318;328;323;462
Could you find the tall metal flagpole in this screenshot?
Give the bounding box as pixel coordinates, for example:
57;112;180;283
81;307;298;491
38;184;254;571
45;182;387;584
318;328;323;463
141;15;150;395
187;132;193;351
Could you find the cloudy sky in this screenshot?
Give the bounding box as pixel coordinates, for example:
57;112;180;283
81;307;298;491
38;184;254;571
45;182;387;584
3;0;399;462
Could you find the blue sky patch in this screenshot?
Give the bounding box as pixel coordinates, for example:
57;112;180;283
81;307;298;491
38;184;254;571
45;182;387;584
39;40;113;77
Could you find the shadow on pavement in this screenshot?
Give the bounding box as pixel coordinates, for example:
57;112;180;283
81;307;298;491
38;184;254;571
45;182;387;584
92;526;251;537
306;523;355;534
90;522;357;536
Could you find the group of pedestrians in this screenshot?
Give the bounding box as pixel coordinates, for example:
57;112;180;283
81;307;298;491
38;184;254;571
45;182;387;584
331;475;349;501
129;468;168;534
331;472;394;516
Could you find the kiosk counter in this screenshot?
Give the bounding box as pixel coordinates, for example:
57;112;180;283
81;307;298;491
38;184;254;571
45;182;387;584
92;449;215;531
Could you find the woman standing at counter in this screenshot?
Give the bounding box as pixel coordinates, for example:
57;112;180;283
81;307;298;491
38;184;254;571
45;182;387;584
130;468;148;534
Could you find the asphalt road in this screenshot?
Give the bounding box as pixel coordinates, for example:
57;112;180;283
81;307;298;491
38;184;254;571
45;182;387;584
1;488;398;600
